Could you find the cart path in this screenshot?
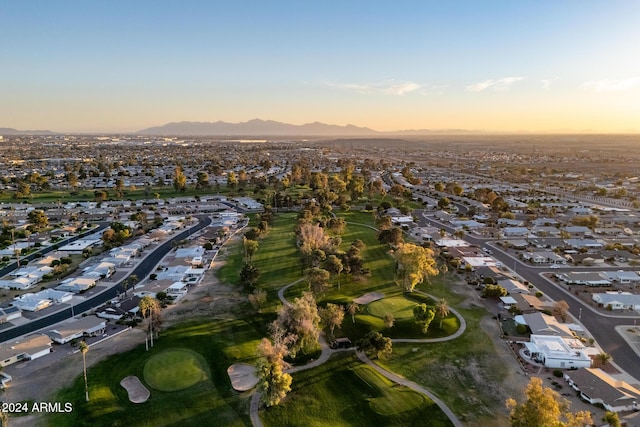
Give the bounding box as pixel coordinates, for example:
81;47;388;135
249;279;467;427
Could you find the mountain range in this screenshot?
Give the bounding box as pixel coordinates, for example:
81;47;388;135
136;119;478;136
0;127;55;135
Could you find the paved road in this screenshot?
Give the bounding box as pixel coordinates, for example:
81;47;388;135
0;216;212;343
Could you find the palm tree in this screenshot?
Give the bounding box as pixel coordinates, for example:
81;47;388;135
123;274;138;298
79;341;90;401
596;352;611;367
435;298;450;329
139;296;160;350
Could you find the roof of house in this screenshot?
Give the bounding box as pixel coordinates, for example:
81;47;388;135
0;334;52;361
566;368;640;404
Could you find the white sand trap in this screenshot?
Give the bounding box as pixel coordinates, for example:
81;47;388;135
120;376;150;403
353;292;384;305
227;363;259;392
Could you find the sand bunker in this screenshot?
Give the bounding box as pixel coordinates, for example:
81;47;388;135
120;375;150;403
354;292;384;305
227;363;259;392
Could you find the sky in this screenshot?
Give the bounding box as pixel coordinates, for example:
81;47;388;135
1;1;639;133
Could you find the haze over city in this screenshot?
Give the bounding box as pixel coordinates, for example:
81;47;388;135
2;1;639;134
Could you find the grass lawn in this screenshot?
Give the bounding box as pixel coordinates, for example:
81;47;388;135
260;352;453;427
48;319;263;427
374;305;514;427
367;296;416;319
143;349;209;392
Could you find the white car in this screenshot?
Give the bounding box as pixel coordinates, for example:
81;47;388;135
549;264;560;269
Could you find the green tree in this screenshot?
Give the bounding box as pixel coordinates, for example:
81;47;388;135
139;296;161;350
603;411;621;427
257;338;293;407
123;274;138;298
324;255;344;289
595;352;612;366
413;304;436;334
435;298;450;329
307;267;331;296
227;171;238;188
173;166;187;192
274;292;321;357
378;227;404;246
392;243;439;292
240;263;260;288
196;171;210;189
357;331;392;359
79;341;90;402
347;302;359;323
319;303;344;338
27;209;49;230
506;377;592;427
243;237;259;263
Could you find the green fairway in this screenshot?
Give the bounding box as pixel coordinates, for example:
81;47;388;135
48;319;262;427
261;352;453;427
143;349;209;392
367;296;417;319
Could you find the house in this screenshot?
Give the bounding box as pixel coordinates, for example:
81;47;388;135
0;306;22;324
56;277;98;293
35;288;73;304
564;368;640;413
47;316;107;344
97;295;142;320
165;282;188;299
560;272;612;287
11;294;53;312
498;279;530;294
523;334;592;369
0;334;52;367
57;239;102;254
83;261;116;279
502;227;529;237
565;252;605;266
604;271;640;284
522;252;548;264
564;239;604;249
510;293;554;314
592;292;640;312
514;312;574;338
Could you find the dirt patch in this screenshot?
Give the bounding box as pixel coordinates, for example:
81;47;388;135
227;363;259;392
120;375;150;403
353;292;384;305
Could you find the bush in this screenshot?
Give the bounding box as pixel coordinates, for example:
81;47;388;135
535;291;543;298
553;369;563;378
516;324;528;334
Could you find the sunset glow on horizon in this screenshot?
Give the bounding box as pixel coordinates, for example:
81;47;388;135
1;1;639;134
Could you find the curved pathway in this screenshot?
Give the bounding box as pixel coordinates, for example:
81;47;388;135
250;277;467;427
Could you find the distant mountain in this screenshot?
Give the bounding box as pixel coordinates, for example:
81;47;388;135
137;119;379;136
0;127;55;135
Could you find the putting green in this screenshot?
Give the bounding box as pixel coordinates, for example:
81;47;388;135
367;296;417;319
143;349;209;392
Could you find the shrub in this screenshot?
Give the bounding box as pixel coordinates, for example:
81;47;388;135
553;369;563;378
535;291;543;298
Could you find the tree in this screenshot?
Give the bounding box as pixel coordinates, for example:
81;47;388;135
27;209;49;230
482;284;508;298
123;274;138;298
196;171;210;189
553;300;570;322
243;237;259;263
274;292;321;357
324;255;344;289
139;296;161;350
378;227;404;246
347;302;359;323
383;312;395;328
595;352;612;367
248;288;267;312
357;331;392;359
240;263;260;288
437;197;450;209
435;298;450;329
603;411;621;427
257;343;292;407
319;303;344;338
413;304;436;334
173;166;187;192
392;243;439;292
79;341;90;401
506;377;592;427
307;267;331;296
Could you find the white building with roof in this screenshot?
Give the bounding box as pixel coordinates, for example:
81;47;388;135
592;292;640;312
524;335;592;369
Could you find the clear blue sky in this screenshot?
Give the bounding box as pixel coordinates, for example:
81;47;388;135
2;1;639;132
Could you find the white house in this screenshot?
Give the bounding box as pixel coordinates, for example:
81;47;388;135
47;316;107;344
592;292;640;312
56;277;98;293
524;335;592;369
12;294;53;312
0;334;52;367
165;282;188;299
